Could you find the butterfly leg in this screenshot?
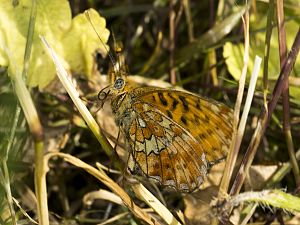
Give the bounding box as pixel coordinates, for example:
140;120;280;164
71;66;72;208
106;128;122;175
113;128;121;156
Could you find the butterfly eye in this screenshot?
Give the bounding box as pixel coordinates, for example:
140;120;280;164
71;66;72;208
114;78;125;90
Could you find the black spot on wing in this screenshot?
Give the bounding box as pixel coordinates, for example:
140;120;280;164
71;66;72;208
181;115;188;125
196;101;201;110
167;93;179;111
179;95;189;111
158;92;168;106
166;110;173;119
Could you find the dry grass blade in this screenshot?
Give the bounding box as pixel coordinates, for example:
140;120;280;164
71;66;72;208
83;189;123;206
12;198;38;224
218;7;250;197
44;152;160;225
40;36;114;160
132;184;181;225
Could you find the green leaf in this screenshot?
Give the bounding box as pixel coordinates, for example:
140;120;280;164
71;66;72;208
223;19;300;83
232;190;300;213
0;1;109;88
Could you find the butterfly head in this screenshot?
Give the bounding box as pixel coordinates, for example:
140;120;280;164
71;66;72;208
98;41;129;109
86;10;130;106
108;42;128;94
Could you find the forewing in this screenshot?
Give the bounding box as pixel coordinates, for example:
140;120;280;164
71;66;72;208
134;87;234;164
126;102;207;192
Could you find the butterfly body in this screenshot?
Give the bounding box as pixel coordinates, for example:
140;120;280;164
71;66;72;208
104;74;233;192
98;42;233;192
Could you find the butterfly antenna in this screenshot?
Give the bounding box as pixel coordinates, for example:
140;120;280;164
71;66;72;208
84;10;118;72
111;31;120;71
112;31;126;77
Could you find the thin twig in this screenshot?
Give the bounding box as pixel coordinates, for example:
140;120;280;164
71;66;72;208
169;0;176;85
182;0;194;42
276;0;300;185
262;0;274;115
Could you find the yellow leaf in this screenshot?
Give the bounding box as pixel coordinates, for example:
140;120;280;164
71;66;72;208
0;1;109;89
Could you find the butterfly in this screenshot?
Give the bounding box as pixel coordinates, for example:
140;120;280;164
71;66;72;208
98;43;234;192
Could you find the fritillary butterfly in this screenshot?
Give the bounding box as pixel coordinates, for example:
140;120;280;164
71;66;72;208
99;43;233;192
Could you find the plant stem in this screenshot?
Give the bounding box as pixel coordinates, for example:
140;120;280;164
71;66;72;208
276;0;300;185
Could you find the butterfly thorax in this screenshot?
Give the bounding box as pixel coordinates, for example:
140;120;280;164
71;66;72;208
111;92;132;127
110;80;141;132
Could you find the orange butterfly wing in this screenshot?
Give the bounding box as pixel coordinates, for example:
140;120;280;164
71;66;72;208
124;87;233;192
126;102;207;192
132;87;234;163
